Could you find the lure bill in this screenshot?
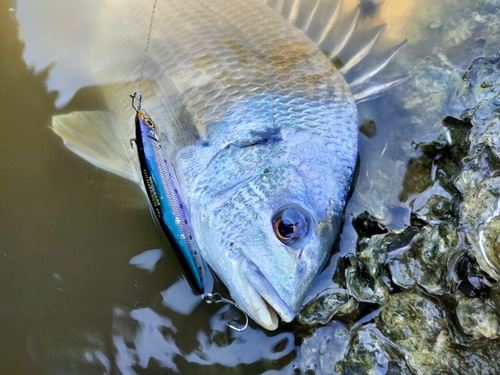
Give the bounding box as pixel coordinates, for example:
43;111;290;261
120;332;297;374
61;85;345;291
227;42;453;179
134;109;205;293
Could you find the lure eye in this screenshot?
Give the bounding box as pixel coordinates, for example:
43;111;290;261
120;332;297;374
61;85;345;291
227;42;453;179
138;111;155;129
272;206;309;246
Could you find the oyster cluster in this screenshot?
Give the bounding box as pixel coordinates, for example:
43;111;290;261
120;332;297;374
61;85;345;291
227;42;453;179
286;58;500;374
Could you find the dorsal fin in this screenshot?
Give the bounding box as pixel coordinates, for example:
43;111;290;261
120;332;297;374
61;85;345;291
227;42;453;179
352;75;410;103
345;39;408;88
322;6;361;61
269;0;341;44
266;0;407;101
338;24;386;74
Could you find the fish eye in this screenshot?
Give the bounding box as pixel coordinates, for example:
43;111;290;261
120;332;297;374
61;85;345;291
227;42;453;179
272;206;309;246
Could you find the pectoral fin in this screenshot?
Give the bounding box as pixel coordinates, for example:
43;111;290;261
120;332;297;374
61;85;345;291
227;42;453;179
155;76;202;151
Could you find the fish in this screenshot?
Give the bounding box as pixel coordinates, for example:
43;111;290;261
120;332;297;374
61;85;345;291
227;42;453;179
49;0;404;330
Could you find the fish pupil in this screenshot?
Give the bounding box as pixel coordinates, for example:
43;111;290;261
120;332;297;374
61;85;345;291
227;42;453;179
278;219;295;239
272;205;310;246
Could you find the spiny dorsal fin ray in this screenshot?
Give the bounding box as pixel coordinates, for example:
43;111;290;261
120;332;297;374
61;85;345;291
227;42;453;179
322;5;360;61
352;75;410;103
267;0;343;47
266;0;407;101
285;0;321;32
345;39;408;88
338;24;386;74
313;0;342;45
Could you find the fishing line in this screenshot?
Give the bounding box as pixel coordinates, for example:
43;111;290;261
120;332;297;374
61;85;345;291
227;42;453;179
130;0;158;111
138;0;157;92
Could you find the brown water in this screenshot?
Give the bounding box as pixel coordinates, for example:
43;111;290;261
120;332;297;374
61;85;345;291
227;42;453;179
0;1;303;373
1;0;496;373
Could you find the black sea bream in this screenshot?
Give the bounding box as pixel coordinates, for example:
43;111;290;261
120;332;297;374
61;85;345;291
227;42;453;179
50;0;402;330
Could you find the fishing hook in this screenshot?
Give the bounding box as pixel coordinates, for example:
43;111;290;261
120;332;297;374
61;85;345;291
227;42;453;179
130;90;142;112
203;292;249;332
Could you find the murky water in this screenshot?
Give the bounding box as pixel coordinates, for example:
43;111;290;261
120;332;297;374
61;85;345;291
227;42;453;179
1;0;498;373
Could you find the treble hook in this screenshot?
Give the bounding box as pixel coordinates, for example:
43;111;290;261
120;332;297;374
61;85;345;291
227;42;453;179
203;292;249;332
130;90;142;112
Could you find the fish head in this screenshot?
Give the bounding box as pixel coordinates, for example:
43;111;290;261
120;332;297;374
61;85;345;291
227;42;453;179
193;131;354;330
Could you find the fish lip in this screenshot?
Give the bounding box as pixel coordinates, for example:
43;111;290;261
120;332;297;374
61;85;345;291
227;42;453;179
248;285;280;331
241;259;296;324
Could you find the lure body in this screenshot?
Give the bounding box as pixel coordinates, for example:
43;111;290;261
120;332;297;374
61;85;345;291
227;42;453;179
134;109;205;293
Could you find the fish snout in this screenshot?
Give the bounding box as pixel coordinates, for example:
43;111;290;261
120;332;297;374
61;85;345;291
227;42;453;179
242;259;307;324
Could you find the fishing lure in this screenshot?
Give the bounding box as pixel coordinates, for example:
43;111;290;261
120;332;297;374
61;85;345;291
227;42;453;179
132;100;205;293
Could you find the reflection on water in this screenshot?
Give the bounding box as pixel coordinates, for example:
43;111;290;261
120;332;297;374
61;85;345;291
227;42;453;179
111;306;294;374
1;0;498;373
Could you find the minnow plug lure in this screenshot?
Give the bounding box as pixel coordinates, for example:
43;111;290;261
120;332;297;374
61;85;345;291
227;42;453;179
132;98;205;293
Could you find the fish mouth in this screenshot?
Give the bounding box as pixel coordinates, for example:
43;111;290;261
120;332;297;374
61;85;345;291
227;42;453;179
239;259;296;330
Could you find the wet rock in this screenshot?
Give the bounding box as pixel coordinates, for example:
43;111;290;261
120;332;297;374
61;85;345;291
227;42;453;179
357;234;391;278
376;293;500;374
336;324;412;375
454;253;494;298
346;262;389;304
377;293;450;355
290;321;350;375
387;224;455;294
359;119;377;139
413;192;454;223
454;58;500;280
295;22;500;375
297;289;358;326
456;295;499;339
352;211;389;239
398;155;435;203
